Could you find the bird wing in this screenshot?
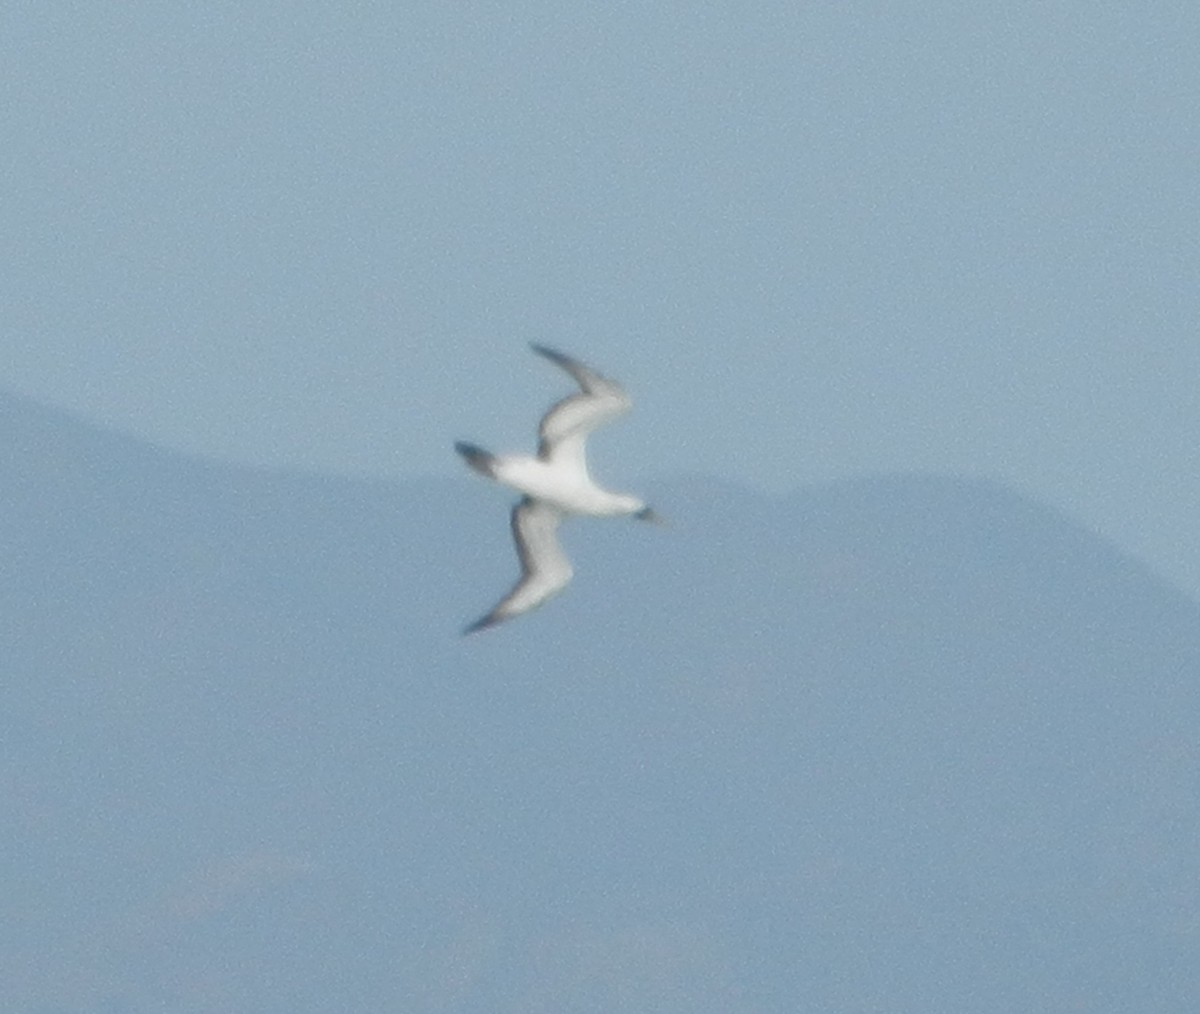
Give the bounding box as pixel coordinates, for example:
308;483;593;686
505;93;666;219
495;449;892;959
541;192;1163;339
463;497;573;634
531;344;631;473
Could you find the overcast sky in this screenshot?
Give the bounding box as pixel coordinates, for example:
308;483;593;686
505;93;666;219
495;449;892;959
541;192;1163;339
3;2;1197;596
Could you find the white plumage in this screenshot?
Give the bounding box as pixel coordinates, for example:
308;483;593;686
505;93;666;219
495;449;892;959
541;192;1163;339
455;344;660;634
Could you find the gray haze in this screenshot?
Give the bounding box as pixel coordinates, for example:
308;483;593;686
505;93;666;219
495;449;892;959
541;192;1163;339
4;392;1200;1012
3;3;1199;596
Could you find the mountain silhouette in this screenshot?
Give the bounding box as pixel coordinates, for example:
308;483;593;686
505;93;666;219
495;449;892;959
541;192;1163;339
3;389;1198;1013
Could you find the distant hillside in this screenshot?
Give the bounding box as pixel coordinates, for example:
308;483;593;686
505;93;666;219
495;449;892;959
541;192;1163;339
3;389;1198;1013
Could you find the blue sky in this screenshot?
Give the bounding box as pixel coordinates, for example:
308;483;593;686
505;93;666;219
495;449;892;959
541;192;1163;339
3;2;1198;595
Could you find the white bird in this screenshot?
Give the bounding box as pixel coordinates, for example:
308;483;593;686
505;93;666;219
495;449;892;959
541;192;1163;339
456;344;661;634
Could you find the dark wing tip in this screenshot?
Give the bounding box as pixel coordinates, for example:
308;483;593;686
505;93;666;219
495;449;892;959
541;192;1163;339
462;611;504;635
531;343;594;377
529;344;619;397
529;342;568;366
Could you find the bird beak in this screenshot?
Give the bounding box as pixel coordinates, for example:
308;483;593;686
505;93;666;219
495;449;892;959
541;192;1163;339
634;507;667;525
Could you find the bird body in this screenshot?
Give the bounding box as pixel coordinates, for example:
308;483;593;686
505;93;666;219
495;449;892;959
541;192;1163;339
485;455;644;517
456;344;658;633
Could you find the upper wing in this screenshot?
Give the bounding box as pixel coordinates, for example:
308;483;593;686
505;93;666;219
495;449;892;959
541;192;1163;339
463;498;573;634
530;345;631;470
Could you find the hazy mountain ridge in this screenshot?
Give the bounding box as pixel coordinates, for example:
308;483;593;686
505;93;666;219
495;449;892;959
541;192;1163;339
3;390;1198;1012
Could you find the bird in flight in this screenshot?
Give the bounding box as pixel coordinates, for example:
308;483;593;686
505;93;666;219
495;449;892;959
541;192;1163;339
456;344;661;634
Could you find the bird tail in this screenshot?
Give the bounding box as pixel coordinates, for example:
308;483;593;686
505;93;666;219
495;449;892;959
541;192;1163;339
454;441;497;478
